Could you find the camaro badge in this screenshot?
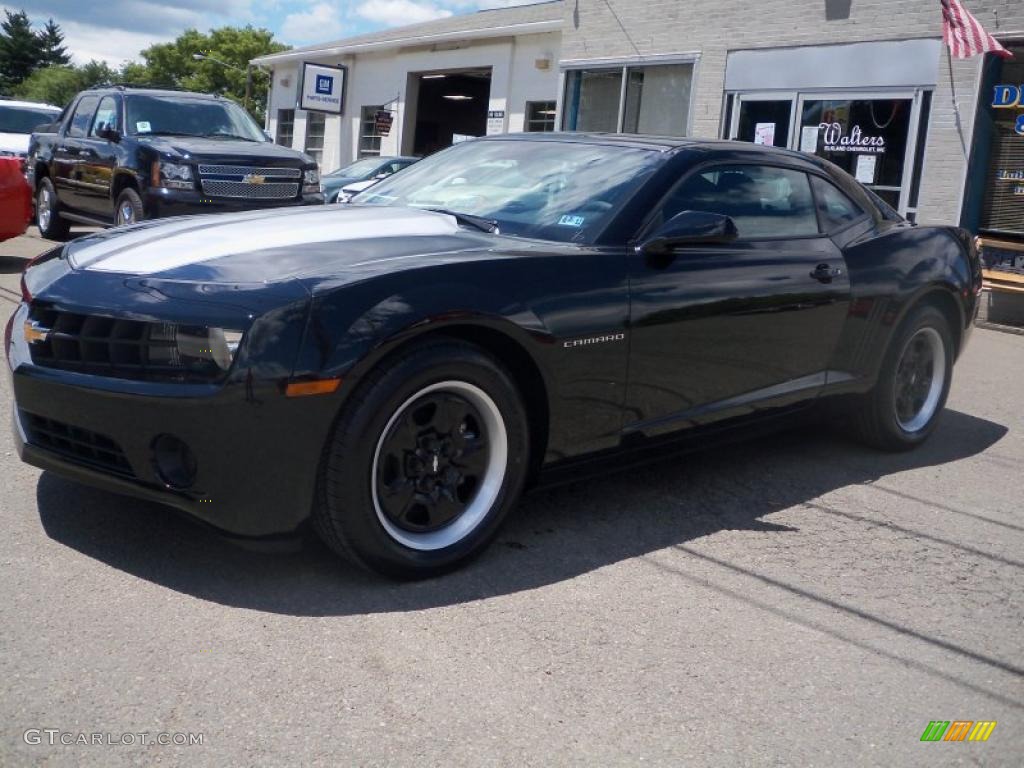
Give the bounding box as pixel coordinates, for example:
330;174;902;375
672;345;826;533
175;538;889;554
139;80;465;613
23;320;50;344
243;173;266;185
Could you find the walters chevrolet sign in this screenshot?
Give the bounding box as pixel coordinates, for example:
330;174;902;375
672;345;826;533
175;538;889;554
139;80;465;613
817;122;886;153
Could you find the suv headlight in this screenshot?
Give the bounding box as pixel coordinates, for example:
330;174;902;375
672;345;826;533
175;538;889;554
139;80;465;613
153;161;194;190
303;168;320;194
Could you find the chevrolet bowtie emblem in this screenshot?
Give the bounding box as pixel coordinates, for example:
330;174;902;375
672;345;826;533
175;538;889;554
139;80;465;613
243;173;266;185
23;320;50;344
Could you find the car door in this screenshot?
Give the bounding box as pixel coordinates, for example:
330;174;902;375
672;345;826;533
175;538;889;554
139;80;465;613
78;95;121;218
53;94;99;213
625;162;851;437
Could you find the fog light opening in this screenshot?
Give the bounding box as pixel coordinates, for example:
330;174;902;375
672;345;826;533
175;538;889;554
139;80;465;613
152;434;197;490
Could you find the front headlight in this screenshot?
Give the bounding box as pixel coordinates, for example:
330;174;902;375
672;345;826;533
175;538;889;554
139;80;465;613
151;326;244;372
303;168;320;194
154;161;194;190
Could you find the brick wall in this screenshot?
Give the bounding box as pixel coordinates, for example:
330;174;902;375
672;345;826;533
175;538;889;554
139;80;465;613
562;0;1024;224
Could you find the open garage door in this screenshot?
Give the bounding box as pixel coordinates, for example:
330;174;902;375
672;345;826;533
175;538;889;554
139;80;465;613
407;68;492;156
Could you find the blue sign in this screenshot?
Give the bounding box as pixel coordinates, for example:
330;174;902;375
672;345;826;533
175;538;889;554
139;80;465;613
316;75;333;95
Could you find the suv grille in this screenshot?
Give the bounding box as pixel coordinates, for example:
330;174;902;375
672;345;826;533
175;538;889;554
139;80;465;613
23;412;134;477
197;164;301;200
26;305;226;383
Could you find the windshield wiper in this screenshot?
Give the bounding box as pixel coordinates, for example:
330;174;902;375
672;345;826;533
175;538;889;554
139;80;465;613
141;130;201;137
421;207;499;234
202;132;258;141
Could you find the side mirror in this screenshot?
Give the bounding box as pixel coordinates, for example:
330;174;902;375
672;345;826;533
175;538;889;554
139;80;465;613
640;210;738;255
97;126;121;142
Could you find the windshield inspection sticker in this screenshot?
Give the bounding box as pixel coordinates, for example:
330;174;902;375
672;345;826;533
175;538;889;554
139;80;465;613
135;121;151;133
558;214;586;227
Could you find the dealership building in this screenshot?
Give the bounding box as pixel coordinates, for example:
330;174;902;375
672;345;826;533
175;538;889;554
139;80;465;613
254;0;1024;243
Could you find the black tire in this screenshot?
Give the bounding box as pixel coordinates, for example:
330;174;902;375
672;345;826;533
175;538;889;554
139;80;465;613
35;177;69;240
115;187;145;226
313;339;530;579
852;303;954;451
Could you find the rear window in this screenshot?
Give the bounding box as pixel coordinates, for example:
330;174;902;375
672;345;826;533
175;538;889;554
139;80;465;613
0;104;61;134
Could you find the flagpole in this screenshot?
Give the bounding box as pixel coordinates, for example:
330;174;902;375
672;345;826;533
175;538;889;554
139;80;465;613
946;43;968;157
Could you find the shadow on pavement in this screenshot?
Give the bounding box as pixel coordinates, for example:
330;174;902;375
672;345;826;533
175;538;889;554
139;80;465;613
0;255;29;274
36;408;1009;618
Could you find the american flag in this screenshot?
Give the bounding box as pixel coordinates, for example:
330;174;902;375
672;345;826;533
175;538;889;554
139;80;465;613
941;0;1013;59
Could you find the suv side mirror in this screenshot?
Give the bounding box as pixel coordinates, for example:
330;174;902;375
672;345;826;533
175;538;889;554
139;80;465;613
640;210;738;255
97;126;121;142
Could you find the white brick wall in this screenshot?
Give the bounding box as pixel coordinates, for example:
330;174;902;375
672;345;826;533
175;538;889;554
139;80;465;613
562;0;1024;224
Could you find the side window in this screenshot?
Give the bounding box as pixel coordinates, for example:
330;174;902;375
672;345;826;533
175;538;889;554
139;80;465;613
90;96;119;137
656;164;819;239
810;175;865;232
66;95;99;138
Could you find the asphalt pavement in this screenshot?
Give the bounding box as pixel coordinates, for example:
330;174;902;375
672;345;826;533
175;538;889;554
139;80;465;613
1;228;1022;766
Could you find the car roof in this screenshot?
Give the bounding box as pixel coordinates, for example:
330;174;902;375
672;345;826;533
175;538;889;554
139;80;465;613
0;98;61;111
483;131;833;170
80;86;225;101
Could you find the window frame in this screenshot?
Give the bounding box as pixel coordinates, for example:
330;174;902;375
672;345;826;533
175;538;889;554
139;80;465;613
66;95;100;139
525;100;557;132
88;95;120;138
358;105;384;158
303;110;326;164
637;160;832;244
562;58;697;136
276;108;295;148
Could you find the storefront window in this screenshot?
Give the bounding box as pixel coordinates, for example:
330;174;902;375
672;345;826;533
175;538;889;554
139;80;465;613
304;111;326;165
276;109;294;148
799;98;912;209
978;50;1024;237
359;106;383;158
525;101;557;132
563;63;693;136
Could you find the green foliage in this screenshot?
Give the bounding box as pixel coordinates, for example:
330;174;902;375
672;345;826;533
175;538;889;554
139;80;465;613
133;26;287;123
0;9;43;92
14;59;118;107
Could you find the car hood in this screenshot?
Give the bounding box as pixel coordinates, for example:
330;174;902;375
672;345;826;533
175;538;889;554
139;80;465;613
136;135;313;165
61;204;500;287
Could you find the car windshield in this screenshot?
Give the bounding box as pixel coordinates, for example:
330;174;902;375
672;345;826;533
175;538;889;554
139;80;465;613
124;95;266;141
354;139;663;243
0;104;60;133
328;157;386;178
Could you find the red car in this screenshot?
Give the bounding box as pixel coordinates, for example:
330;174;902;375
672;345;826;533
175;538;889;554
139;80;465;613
0;157;31;241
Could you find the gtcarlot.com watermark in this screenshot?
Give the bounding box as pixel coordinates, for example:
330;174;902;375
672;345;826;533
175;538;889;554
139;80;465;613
24;729;204;747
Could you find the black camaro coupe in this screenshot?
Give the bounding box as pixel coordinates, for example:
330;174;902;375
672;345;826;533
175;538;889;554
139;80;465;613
6;134;981;578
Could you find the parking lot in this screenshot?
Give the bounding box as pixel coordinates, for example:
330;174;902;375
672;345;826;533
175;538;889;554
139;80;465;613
1;228;1022;766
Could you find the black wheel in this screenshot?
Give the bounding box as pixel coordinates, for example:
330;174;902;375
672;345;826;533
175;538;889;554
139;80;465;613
115;188;145;226
35;177;69;240
313;339;530;578
852;304;954;451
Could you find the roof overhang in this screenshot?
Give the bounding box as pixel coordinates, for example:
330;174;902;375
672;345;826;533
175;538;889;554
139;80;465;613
252;19;561;67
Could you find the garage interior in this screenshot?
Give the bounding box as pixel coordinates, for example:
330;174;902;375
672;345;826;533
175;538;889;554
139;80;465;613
407;68;492;156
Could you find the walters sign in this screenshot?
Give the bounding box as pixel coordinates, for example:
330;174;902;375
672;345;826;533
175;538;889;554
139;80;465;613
992;84;1024;134
817;122;886;153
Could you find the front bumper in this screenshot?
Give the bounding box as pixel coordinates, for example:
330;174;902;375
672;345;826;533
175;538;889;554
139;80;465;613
7;302;342;537
143;187;324;219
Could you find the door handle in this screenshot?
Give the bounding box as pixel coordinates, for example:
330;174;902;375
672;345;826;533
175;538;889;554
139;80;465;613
810;263;842;283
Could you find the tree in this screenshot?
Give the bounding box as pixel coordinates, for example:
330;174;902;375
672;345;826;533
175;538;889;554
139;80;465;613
14;60;116;108
0;9;44;92
37;19;70;68
134;26;288;123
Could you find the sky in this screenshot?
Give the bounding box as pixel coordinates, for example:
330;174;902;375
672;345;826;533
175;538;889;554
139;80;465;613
1;0;542;66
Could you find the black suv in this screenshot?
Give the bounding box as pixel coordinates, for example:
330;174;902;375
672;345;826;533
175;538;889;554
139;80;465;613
27;86;323;239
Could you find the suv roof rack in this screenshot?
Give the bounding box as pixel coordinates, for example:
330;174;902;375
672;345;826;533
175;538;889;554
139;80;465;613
84;82;221;96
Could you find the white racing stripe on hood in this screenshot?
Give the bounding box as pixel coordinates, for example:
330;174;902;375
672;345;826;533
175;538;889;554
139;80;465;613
69;206;461;275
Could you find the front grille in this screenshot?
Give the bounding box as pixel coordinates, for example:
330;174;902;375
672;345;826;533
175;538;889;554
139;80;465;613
197;164;301;200
23;412;134;477
26;304;226;383
199;179;299;199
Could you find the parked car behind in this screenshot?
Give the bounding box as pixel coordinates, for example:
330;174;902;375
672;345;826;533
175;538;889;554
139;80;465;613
0;157;31;241
0;99;61;164
27;86;323;240
322;156;418;203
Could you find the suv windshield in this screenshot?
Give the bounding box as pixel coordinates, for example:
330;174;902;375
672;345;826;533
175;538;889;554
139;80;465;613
354;139;663;243
0;104;61;133
124;95;266;141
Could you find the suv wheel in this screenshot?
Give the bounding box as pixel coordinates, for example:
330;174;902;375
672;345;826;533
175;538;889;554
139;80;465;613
115;188;144;226
36;177;69;240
